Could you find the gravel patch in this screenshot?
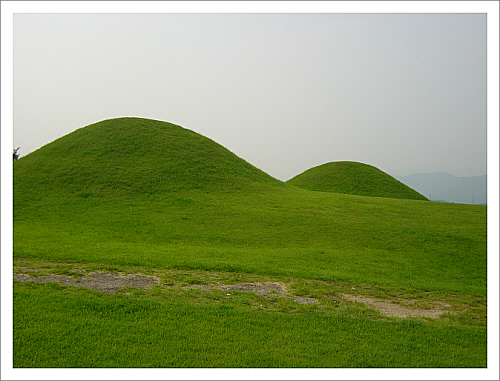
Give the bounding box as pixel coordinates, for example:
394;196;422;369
14;266;455;316
14;270;317;304
13;272;160;293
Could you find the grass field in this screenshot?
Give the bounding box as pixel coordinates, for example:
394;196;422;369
13;280;485;368
11;118;488;369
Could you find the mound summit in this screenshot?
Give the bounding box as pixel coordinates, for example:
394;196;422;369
287;161;428;201
14;117;283;198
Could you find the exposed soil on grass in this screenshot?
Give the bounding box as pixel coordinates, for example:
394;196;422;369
14;270;321;307
13;272;161;293
220;282;288;297
13;270;300;298
184;282;290;297
13;264;456;318
339;293;452;319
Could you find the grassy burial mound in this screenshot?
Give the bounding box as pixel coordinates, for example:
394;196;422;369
13;117;284;200
287;161;428;200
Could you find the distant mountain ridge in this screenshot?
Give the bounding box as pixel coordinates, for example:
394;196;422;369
393;172;487;205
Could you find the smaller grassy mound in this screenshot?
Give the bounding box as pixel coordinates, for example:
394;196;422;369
287;161;428;200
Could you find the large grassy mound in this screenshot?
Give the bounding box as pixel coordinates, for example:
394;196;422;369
14;117;283;200
287;161;428;200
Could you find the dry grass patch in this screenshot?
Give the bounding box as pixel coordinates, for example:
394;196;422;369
339;293;454;319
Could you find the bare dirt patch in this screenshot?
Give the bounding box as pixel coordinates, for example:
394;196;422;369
14;268;321;305
13;263;459;316
182;282;324;305
339;293;452;319
184;282;291;298
13;272;160;293
219;282;287;297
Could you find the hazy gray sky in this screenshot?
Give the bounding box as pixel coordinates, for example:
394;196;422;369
10;6;489;180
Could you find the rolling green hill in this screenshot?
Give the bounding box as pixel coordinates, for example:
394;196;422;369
287;161;428;201
13;117;283;200
12;117;487;368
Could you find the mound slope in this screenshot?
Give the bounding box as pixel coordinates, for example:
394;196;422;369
287;161;428;201
14;117;283;198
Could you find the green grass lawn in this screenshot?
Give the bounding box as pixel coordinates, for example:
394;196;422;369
14;280;486;368
11;117;488;369
14;188;486;295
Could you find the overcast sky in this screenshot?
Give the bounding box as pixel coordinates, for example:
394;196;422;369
9;5;491;180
